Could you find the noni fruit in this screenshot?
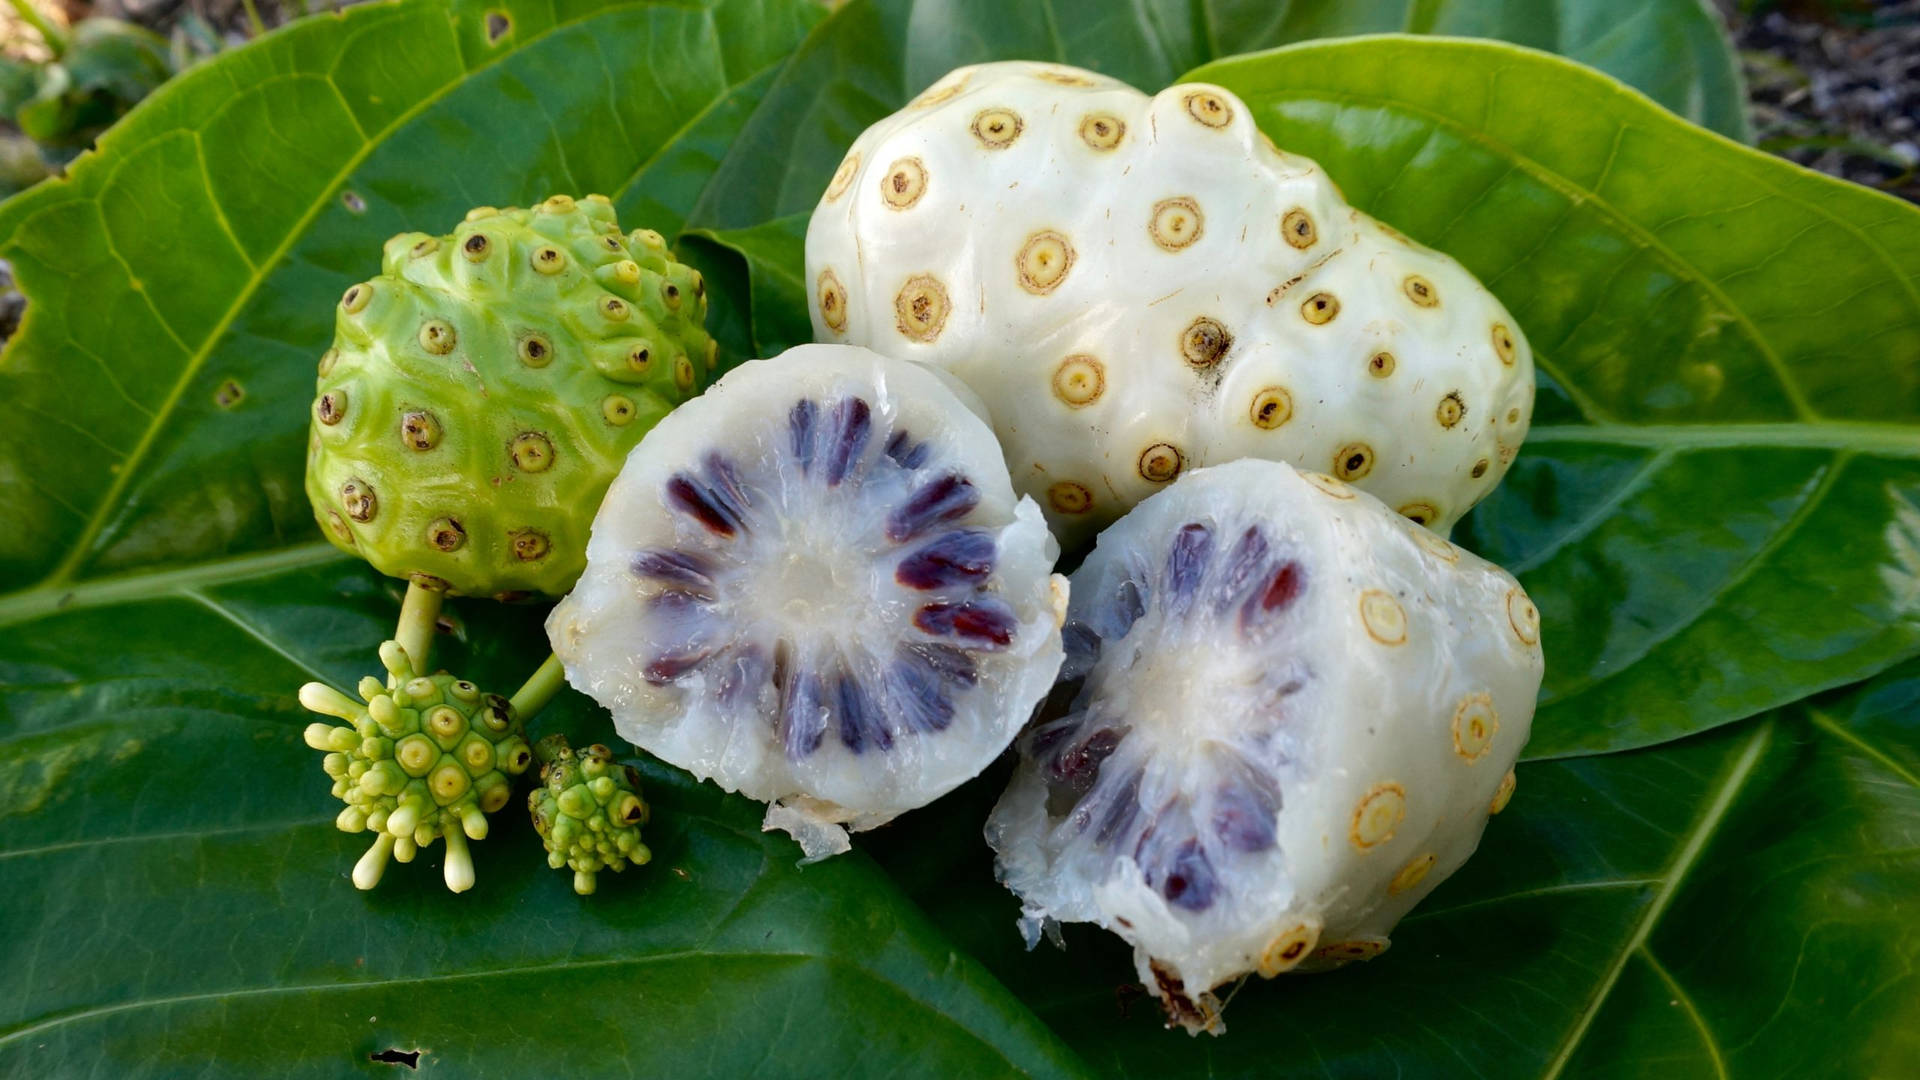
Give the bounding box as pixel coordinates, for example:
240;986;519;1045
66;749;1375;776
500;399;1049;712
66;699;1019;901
306;194;716;598
549;344;1067;860
529;735;652;895
986;459;1543;1033
806;62;1534;546
301;640;535;893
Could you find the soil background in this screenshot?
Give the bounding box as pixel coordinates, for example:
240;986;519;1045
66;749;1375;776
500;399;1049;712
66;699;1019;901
1;0;1917;342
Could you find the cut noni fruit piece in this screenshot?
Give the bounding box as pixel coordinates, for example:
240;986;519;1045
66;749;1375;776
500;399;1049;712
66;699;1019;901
550;344;1067;859
986;459;1543;1033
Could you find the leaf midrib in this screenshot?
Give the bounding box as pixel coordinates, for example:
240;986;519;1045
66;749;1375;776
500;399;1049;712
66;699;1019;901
0;541;346;629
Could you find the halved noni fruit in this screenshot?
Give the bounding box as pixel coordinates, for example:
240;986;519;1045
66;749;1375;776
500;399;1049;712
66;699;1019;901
986;458;1542;1033
551;344;1067;859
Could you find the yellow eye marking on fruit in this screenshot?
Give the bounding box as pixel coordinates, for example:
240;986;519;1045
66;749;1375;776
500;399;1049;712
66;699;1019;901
531;246;566;274
1300;470;1355;499
1181;316;1232;368
1257;920;1322;977
1183;90;1232;128
1436;391;1465;429
673;354;696;392
460;233;490;261
1403;274;1438;307
1332;442;1374;481
1471;459;1491;479
418;320;457;355
509;529;550;562
427;517;466;552
341;479;377;522
1311;937;1390;967
1398;502;1439;527
1282;208;1316;249
1048;482;1094;514
341;283;371;314
600;297;631;322
1017;230;1074;293
1409;526;1458;563
1079;113;1125;150
410;237;439;258
510;432;555;473
1490;769;1517;814
1138;443;1184;483
1035;67;1096;86
318;348;339;377
602;395;636;426
661;281;683;311
972;107;1023;148
1452;693;1499;761
540;194;575;214
817;268;849;333
1150;197;1204;251
825;153;859;200
612;259;640;286
400;411;441;452
1250;388;1293;430
894;274;951;342
1389;854;1436;895
1350;783;1406;849
880;157;928;210
325;510;354;545
1301;291;1340;325
1359;590;1407;645
1367;350;1395;378
1506;587;1540;646
625;342;652;374
1493;323;1517;365
910;74;968;109
316;390;348;426
1053;355;1105;406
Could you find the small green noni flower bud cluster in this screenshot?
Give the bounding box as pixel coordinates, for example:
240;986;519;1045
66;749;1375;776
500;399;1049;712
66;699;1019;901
529;735;651;895
305;193;716;599
300;640;534;892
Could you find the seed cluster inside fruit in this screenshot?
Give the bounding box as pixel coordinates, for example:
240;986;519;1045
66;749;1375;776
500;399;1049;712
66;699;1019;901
305;194;715;598
806;61;1535;546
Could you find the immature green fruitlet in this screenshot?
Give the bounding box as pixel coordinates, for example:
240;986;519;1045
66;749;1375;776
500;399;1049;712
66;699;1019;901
300;640;536;893
807;63;1533;546
306;194;717;598
529;735;652;895
988;460;1542;1033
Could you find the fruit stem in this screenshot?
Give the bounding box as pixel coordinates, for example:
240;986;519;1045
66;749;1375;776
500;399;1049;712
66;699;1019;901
7;0;66;57
509;653;567;720
391;580;444;685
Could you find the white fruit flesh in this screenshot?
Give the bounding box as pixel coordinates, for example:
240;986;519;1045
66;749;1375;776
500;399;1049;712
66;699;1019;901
806;61;1534;547
550;344;1068;859
986;459;1543;1032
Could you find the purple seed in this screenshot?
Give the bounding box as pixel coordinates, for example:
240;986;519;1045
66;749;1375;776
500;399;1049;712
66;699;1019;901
824;397;872;486
645;648;716;685
1157;839;1219;912
1242;560;1306;632
1060;621;1102;680
834;669;891;753
1212;775;1280;853
886;652;955;732
1093;768;1143;846
778;669;826;759
1215;526;1270;610
902;642;978;687
913;597;1017;650
704;453;752;520
713;643;771;708
1025;717;1080;758
1047;727;1122;788
631;548;716;591
1162;522;1214;616
642;591;720;685
896;529;996;590
887;473;978;542
789;399;817;474
886;430;932;470
665;474;740;537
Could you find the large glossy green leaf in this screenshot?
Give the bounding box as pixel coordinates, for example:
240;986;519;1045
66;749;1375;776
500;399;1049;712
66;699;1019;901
1188;38;1920;758
0;555;1090;1078
868;662;1920;1077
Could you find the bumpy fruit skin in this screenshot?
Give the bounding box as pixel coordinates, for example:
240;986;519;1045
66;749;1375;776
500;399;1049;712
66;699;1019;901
529;735;652;895
300;640;535;892
306;194;716;598
806;62;1534;547
549;344;1067;860
986;460;1543;1033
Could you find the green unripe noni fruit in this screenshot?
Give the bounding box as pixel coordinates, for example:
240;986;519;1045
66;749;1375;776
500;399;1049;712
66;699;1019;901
300;640;535;892
529;735;651;895
305;194;716;598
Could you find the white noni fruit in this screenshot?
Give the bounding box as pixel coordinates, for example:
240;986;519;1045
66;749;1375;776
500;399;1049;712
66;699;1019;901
805;61;1534;547
986;459;1543;1034
549;344;1067;860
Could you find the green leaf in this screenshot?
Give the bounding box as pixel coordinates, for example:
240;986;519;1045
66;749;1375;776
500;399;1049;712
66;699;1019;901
871;664;1920;1077
0;557;1090;1078
1188;37;1920;757
685;213;812;357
